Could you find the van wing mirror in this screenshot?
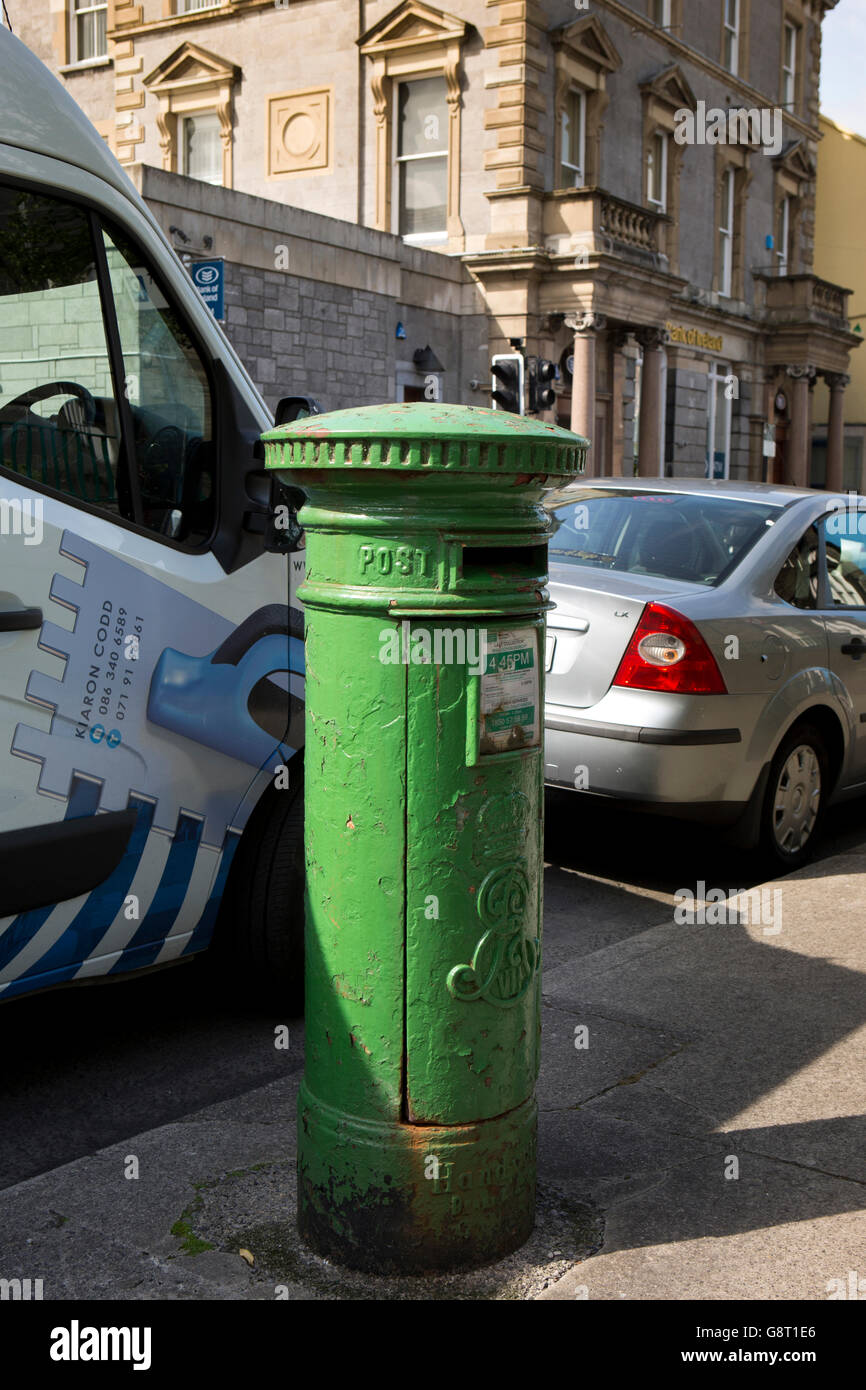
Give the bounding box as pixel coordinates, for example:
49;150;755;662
210;362;315;569
274;395;324;425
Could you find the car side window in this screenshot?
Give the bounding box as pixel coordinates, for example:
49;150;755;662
774;525;819;609
0;185;130;518
820;513;866;609
101;222;214;545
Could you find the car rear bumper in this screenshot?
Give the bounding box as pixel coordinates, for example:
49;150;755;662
545;714;742;747
543;695;759;815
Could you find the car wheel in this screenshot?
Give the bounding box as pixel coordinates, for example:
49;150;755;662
759;724;827;873
210;767;305;1011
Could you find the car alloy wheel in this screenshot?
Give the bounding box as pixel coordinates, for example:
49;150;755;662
771;743;821;857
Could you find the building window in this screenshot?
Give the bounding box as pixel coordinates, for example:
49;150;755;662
559;89;586;187
181;112;223;185
723;0;739;75
650;0;671;25
647;132;667;213
395;77;449;241
553;18;621;197
70;0;107;63
776;195;791;275
782;21;798;110
639;63;694;272
143;43;238;190
707;361;733;479
176;0;221;12
360;1;467;251
719;168;735;296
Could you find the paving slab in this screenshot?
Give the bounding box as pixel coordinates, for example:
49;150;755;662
538;847;866;1300
0;847;862;1300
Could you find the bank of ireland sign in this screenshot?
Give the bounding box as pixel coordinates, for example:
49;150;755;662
190;259;224;321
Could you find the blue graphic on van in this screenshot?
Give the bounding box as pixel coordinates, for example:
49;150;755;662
11;531;303;847
148;611;304;768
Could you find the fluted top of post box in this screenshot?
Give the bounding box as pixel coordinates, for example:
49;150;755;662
262;402;588;477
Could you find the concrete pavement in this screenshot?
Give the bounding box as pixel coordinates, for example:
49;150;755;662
0;844;863;1300
538;843;866;1300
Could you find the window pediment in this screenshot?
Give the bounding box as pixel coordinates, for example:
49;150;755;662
774;138;815;182
359;1;467;58
143;43;240;96
640;63;697;115
551;15;622;75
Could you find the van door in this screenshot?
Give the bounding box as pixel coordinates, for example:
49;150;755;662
0;181;299;996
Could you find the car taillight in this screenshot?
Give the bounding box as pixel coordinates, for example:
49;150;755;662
613;603;726;694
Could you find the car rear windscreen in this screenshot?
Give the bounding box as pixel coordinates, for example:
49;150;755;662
548;491;780;585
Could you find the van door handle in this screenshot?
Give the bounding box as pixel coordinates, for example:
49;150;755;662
841;638;866;659
0;607;42;632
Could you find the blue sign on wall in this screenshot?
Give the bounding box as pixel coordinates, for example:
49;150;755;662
190;259;224;321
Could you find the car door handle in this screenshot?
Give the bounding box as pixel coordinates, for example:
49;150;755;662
841;638;866;659
0;607;42;632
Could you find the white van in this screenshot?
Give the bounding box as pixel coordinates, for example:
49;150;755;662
0;28;306;1001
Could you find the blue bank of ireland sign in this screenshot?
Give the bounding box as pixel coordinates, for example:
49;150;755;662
191;259;224;321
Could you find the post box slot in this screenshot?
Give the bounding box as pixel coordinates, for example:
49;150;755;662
461;544;547;575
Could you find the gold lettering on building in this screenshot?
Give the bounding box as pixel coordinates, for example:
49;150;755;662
665;321;724;353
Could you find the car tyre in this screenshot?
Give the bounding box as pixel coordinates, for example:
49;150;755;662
210;766;305;1011
759;724;827;874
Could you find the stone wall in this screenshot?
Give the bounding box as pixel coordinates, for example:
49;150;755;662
132;165;488;415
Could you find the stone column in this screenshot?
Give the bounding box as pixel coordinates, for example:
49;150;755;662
785;365;816;488
565;312;606;469
636;327;667;478
764;372;779;485
825;373;851;493
610;330;630;477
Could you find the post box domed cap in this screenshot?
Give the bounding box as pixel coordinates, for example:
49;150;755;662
262;401;587;476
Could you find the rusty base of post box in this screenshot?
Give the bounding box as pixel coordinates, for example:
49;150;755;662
297;1081;537;1275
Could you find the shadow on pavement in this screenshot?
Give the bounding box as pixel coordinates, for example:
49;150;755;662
539;840;866;1254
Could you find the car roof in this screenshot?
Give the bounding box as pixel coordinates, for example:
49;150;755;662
547;475;843;510
0;27;145;213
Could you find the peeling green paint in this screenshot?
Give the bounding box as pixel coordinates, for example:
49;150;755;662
265;403;585;1274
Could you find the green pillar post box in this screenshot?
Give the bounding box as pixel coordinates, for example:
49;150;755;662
263;403;586;1273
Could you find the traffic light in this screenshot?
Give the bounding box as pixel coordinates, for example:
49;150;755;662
491;353;525;415
529;359;557;413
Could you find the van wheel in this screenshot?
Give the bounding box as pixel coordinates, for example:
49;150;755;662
759;724;827;873
211;769;304;1011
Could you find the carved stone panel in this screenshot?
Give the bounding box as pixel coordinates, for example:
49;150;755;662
268;88;332;177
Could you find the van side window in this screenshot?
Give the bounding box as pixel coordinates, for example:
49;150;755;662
0;186;130;517
0;182;215;548
101;223;214;544
774;525;819;609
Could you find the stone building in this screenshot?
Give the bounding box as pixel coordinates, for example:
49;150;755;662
812;113;866;491
9;0;861;484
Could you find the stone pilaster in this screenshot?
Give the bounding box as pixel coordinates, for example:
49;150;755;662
109;0;145;166
483;0;548;249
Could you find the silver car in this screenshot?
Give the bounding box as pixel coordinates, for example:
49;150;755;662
543;478;866;869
